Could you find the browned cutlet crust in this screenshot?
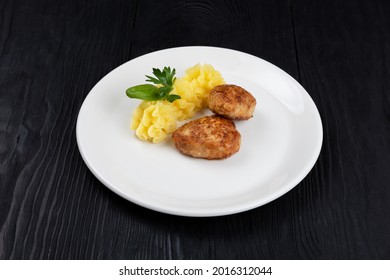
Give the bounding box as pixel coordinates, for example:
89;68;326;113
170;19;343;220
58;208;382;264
208;84;256;120
172;115;241;159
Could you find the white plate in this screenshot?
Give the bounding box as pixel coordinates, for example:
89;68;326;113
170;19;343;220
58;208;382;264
76;46;323;217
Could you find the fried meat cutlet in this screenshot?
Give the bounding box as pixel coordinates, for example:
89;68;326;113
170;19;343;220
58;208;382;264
172;115;241;159
208;84;256;120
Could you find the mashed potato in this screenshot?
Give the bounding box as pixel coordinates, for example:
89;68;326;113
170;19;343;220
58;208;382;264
131;64;224;143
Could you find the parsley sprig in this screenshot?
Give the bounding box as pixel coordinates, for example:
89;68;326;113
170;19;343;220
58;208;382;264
126;67;181;103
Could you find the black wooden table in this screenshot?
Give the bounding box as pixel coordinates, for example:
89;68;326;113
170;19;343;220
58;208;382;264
1;0;389;259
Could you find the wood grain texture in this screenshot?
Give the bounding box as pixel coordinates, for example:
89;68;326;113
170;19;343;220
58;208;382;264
0;0;389;259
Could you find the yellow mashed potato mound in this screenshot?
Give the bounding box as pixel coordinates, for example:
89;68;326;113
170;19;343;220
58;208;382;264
131;64;224;143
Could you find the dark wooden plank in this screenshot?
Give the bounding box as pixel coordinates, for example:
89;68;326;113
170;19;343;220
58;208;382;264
289;0;390;259
131;0;299;78
0;0;138;259
0;0;299;260
0;0;389;260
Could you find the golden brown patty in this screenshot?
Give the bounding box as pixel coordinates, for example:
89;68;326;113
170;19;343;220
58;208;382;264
172;115;241;159
208;84;256;120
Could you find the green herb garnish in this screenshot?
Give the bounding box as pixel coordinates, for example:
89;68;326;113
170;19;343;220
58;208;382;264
126;67;181;102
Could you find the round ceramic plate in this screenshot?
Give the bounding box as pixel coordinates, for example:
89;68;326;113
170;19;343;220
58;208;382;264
76;46;323;217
